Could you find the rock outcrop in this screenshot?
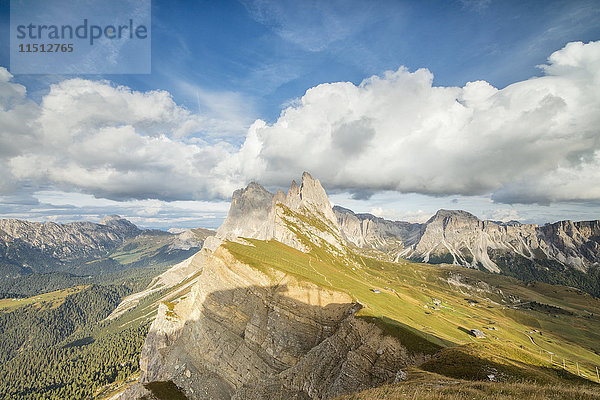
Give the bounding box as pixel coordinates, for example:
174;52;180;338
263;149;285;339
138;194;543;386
210;172;345;253
333;206;422;256
126;246;425;400
121;173;428;399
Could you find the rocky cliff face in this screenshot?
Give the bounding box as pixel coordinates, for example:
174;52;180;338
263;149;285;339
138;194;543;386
128;246;424;400
334;208;600;274
122;174;427;399
333;206;422;256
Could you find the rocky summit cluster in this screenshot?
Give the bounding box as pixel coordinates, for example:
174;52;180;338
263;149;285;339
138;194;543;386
335;207;600;275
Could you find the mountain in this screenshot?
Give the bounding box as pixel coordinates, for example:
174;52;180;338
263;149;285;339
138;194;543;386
209;172;344;253
0;216;139;277
333;206;423;256
115;173;600;400
0;219;216;400
0;216;213;297
334;207;600;296
116;173;433;399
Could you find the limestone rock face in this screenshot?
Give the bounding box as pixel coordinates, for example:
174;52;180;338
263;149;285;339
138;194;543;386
216;182;276;242
538;220;600;270
335;207;600;274
333;206;422;254
130;246;423;400
215;172;345;253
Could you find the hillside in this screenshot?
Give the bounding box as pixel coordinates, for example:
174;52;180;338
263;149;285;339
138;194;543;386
0;217;213;298
113;173;600;400
0;222;215;400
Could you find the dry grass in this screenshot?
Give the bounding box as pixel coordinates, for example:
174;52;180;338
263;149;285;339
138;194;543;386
337;368;600;400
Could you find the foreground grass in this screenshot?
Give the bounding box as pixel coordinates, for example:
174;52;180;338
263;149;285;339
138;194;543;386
338;381;600;400
337;368;600;400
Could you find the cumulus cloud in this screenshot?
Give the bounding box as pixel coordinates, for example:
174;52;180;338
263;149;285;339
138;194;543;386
0;40;599;208
235;40;600;205
0;73;241;201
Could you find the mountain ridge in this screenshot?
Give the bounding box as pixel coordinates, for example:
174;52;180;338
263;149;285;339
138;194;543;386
0;216;211;281
115;173;600;400
334;207;600;294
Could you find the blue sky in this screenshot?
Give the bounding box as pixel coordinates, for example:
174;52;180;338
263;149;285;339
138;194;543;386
0;0;599;229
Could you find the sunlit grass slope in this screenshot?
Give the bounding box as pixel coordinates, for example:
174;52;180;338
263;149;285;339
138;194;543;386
336;367;600;400
224;236;600;385
0;285;87;312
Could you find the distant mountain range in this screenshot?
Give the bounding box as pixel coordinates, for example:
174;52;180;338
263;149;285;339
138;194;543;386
335;207;600;296
0;216;213;291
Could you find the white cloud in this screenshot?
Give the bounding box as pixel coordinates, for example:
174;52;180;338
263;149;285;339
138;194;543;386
0;40;599;211
481;208;521;223
0;75;242;201
370;207;430;223
234;40;600;205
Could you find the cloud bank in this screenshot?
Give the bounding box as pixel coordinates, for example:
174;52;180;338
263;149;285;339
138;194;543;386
239;40;600;204
1;40;599;205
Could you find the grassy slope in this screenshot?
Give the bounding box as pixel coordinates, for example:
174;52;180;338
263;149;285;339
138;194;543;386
336;367;600;400
223;232;600;385
0;285;87;312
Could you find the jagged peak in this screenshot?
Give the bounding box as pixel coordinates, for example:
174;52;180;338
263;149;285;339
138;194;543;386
301;171;314;181
273;189;286;204
288;180;300;195
100;214;125;224
298;171;329;206
215;172;343;252
236;181;271;196
427;209;479;224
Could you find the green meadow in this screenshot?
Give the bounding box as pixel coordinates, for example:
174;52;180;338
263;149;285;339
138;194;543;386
224;237;600;386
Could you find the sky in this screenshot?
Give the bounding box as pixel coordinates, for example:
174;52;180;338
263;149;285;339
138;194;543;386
0;0;599;229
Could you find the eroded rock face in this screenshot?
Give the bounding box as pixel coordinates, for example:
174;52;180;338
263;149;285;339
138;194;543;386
213;172;345;254
130;246;422;400
333;206;422;253
335;207;600;274
117;173;426;399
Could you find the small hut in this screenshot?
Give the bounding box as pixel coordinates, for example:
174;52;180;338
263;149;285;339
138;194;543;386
470;329;486;338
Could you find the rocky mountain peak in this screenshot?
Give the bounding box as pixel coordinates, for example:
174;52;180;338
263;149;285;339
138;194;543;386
427;209;479;224
216;182;274;241
100;214;124;224
273;189;286;205
0;216;142;268
212;173;345;253
298;172;331;210
99;215;140;236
